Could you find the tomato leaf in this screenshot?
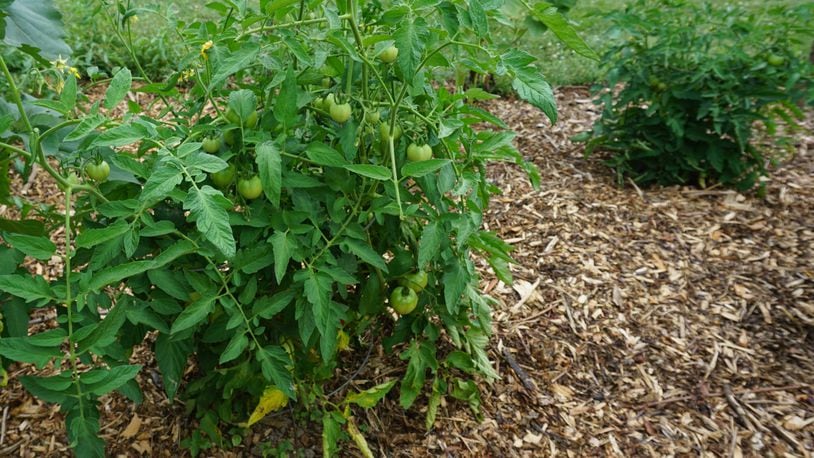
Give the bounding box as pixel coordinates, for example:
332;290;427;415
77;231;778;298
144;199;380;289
64;114;106;142
394;16;429;79
2;232;56;260
75;219;129;249
0;273;55;303
401;159;450;178
343;164;391;181
2;0;71;62
170;295;215;335
81;364;142;396
274;66;299;130
530;4;599;60
417;221;441;269
342;238;388;272
252;290;296;319
183;185;236;258
155;333;191;400
503;50;557;123
344;379;397;408
104;68;132;110
219;333;248;364
210;44;260;89
269;231;291;283
256;142;282;207
305;142;348;167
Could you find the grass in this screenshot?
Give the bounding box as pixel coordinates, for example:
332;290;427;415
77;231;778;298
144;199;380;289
498;0;813;87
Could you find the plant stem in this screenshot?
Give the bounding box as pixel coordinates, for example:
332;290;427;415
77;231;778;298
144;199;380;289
387;134;404;219
0;142;32;160
64;186;86;417
0;55;34;135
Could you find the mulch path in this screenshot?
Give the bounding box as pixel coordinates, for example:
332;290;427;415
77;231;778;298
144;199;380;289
1;87;813;457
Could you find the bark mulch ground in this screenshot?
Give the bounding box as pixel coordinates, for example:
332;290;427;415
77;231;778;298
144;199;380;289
0;87;812;457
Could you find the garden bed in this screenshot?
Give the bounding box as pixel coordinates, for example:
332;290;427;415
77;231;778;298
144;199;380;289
1;87;812;457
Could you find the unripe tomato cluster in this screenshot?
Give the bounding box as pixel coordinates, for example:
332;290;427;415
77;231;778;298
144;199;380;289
203;96;267;201
390;270;428;315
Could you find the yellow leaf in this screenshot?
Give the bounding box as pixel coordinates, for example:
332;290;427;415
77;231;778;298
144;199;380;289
337;330;350;352
246;386;288;427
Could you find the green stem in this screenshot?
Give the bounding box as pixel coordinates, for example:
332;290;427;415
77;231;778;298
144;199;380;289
348;0;369;102
0;55;74;190
387;134;404;219
0;55;34;135
0;142;32;160
64;186;86;414
39;119;82;141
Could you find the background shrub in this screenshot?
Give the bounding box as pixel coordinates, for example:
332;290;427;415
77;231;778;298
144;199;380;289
581;0;814;190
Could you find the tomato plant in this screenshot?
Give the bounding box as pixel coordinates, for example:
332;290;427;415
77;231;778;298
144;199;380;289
581;1;813;190
0;1;595;456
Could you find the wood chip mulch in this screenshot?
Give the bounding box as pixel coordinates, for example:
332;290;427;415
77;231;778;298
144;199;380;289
1;87;813;457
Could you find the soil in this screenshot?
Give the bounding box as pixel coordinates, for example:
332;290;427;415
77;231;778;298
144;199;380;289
0;87;813;457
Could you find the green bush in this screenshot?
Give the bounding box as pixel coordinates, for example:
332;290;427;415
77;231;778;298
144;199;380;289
0;1;592;456
581;0;814;190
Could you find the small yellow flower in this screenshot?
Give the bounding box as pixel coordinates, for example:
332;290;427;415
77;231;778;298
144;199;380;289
128;15;139;25
69;67;80;79
180;68;196;82
200;40;214;60
50;55;68;71
54;79;65;94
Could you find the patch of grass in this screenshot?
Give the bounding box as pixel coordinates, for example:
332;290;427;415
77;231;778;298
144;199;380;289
495;0;812;87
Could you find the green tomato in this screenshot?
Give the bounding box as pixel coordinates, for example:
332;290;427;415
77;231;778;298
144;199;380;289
379;46;399;64
245;110;259;128
767;54;785;67
224;129;238;146
330;103;352;123
390;286;418;315
202;136;222;153
225;108;258;127
225;108;240;125
314;97;326;111
238;175;263;200
84;160;110;182
210;164;235;188
407;143;432;162
379;122;402;141
398;271;428;292
365;110;380;124
322;77;332;89
325;93;337;108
